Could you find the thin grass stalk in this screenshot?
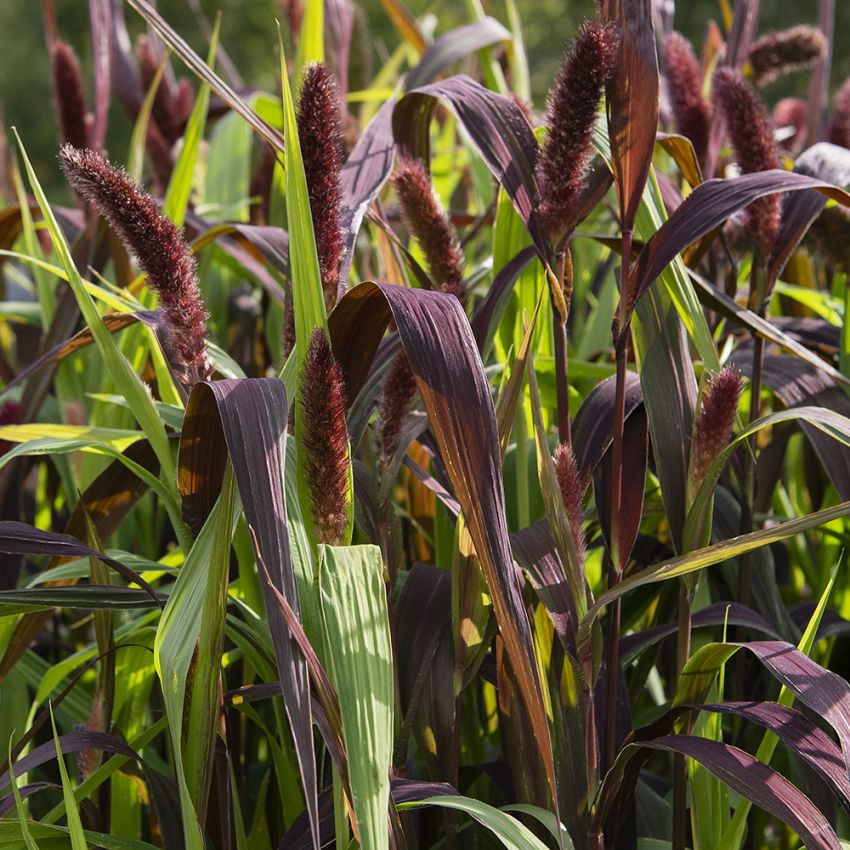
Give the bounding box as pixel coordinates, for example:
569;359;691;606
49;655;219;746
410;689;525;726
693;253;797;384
604;227;632;775
672;582;692;850
552;248;572;445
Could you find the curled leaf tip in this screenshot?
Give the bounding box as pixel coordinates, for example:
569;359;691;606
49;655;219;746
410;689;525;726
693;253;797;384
537;18;618;239
393;157;468;307
662;31;710;165
59;145;209;385
300;328;350;545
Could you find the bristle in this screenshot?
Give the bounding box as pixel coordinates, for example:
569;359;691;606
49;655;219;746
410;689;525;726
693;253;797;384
689;366;744;498
748;26;827;87
663;32;710;165
536;19;618;238
772;97;808;154
828;77;850;149
299;328;350;545
59;145;209;385
51;41;89;151
297;63;344;312
392;158;467;307
552;444;586;566
378;353;418;469
712;68;781;255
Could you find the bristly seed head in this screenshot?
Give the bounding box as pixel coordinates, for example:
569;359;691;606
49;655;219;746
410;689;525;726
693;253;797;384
537;19;618;240
59;145;209;385
662;31;711;165
747;26;827;87
689;366;744;501
297;62;344;312
392;158;467;307
378;352;418;470
829;77;850;150
299;328;350;545
553;444;586;566
51;41;90;151
711;68;781;256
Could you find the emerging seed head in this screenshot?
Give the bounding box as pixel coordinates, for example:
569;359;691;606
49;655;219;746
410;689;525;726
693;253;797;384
689;366;744;501
712;68;781;256
828;77;850;150
59;145;209;385
378;352;418;470
297;62;344;312
747;26;827;87
51;41;90;151
537;19;618;239
553;443;586;566
393;158;467;306
299;328;350;545
662;31;711;165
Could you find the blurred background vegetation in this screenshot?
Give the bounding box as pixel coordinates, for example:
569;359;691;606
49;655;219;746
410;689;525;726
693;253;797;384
3;0;848;195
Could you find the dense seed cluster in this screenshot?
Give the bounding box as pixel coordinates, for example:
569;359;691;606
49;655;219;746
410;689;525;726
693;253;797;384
747;26;827;86
663;32;711;165
553;443;586;565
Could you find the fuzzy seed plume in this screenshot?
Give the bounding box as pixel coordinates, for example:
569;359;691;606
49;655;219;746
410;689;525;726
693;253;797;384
299;328;350;545
663;31;711;165
690;366;743;497
393;158;467;306
537;19;618;239
59;145;209;385
748;26;827;87
828;77;850;149
712;68;781;255
553;444;585;565
297;63;344;312
51;41;90;151
378;352;418;469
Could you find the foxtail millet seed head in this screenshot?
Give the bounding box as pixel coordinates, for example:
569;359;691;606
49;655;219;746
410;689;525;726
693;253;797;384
553;443;586;566
51;41;90;151
747;26;827;87
662;31;711;165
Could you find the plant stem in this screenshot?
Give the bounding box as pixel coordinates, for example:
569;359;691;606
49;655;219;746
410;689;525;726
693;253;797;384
604;230;631;775
552;248;572;446
672;583;693;850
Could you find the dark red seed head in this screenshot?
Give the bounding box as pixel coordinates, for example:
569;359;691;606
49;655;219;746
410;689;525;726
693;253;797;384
748;26;827;87
393;158;467;307
297;63;344;312
712;68;781;255
59;145;209;385
829;77;850;149
378;353;418;470
690;366;744;496
663;31;711;165
299;328;350;545
51;41;89;151
553;444;586;566
537;19;618;239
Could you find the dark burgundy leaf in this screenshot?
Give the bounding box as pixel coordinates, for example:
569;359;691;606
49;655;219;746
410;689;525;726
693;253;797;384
0;522;159;606
178;379;319;850
338;94;396;289
627;170;850;322
404;19;511;92
393;76;549;260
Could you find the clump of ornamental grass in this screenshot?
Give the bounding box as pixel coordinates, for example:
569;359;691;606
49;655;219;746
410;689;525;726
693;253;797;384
378;353;418;471
712;68;781;256
393;158;468;306
59;145;209;386
662;31;711;165
536;19;618;241
687;366;744;503
828;77;850;149
299;328;350;545
553;443;585;565
50;41;90;151
297;62;344;312
747;25;827;87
